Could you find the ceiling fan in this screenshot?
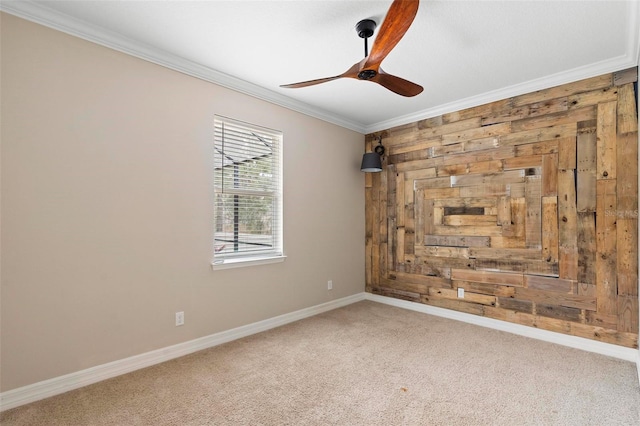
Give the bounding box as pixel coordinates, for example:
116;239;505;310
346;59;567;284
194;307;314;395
280;0;423;97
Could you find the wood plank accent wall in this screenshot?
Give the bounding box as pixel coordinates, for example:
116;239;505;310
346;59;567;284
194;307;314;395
365;68;639;348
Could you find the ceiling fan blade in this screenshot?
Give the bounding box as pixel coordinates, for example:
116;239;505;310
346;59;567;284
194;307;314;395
363;0;419;70
280;62;360;89
372;69;423;97
280;75;343;89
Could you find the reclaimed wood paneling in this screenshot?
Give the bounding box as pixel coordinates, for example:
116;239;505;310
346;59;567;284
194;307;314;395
365;68;639;348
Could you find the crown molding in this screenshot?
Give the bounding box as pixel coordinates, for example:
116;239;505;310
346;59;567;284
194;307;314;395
2;0;638;136
364;55;636;134
365;0;640;134
0;0;367;134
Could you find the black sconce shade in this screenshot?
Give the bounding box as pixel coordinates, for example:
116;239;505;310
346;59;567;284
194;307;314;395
361;136;385;173
361;152;382;172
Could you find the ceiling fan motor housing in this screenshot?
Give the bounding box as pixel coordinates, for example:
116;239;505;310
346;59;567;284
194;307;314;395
356;19;376;39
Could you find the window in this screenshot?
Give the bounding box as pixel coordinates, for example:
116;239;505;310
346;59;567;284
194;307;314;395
213;116;283;267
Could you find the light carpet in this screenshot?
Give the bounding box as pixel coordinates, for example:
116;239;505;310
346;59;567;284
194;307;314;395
2;300;639;425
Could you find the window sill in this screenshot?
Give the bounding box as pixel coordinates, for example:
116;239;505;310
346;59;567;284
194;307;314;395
211;255;287;270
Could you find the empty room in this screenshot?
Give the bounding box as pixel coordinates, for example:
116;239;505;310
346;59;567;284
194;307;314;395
1;0;639;424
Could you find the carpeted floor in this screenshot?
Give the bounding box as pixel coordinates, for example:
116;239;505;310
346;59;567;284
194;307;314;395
2;300;639;425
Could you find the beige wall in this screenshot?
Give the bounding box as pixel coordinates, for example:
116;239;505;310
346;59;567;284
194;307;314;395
0;13;365;392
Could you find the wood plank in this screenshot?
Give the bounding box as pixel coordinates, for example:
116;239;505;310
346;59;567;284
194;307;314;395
613;67;638;86
585;311;618;330
455;281;516;297
404;168;438;181
451;269;524;286
413;176;453;190
596;179;617;315
389;137;442;156
617;296;639;333
430;143;464;157
500;123;577;148
417;255;476;271
617;83;638;134
502;155;542;170
557;169;578;280
497;297;533;313
515;288;596;311
422;187;460;199
504;197;526;239
370;286;421;303
469;248;541;261
474;259;559;277
541;196;559;264
617;218;638;297
510;106;595;132
464;138;501;154
569;323;637;348
416;246;470;259
436;163;467;177
396;227;405;265
525;175;542;248
596;101;617;180
423;235;490;247
536;303;582;322
576;124;597;212
433;197;496;209
467;159;504;174
497;196;511;226
434;224;504;237
459;184;510;198
512;74;613;107
541;153;558;196
483;306;536;327
428;287;497;306
420;294;485;315
443;215;497;227
386;271;452;289
557;136;577;170
577;212;596;286
482;97;569;127
451;170;525;187
423;197;434;236
417;116;483;140
441;122;511;145
514;139;559;157
524;275;573;293
567;86;619;109
440;146;515;167
414;189;424;247
444;98;514;124
617;131;639;213
490;236;527;249
394;157;443;172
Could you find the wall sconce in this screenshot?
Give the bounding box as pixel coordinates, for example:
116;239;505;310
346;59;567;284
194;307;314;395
361;136;385;172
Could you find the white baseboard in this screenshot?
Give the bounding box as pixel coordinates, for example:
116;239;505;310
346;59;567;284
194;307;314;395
2;292;637;411
0;292;367;412
365;293;639;363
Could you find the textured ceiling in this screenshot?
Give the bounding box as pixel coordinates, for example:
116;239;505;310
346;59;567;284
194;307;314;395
3;0;639;133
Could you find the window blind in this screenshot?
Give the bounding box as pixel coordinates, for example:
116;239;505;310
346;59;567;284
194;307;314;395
213;116;283;261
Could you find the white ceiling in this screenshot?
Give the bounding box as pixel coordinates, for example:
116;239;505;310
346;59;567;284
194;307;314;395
2;1;639;133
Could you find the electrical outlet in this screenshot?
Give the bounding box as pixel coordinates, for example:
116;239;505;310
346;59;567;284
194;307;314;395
175;311;184;326
457;288;464;299
328;280;333;290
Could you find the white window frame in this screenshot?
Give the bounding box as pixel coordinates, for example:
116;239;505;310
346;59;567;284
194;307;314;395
211;116;284;269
